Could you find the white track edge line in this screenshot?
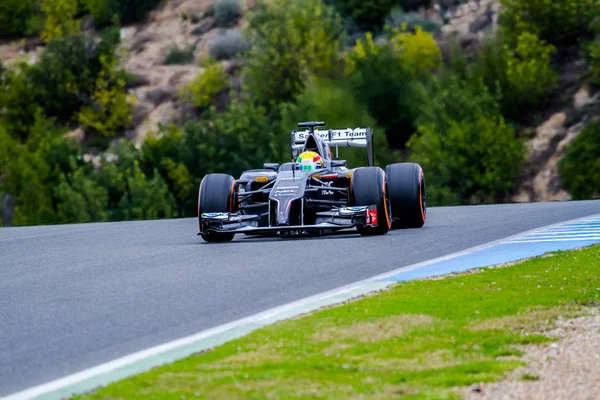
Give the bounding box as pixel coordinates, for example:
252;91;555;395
4;211;600;400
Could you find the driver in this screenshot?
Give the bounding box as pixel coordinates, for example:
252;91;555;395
296;151;323;171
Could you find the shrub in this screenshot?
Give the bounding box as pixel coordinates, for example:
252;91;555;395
344;28;440;148
346;40;423;148
328;0;394;32
584;18;600;82
0;30;122;139
589;40;600;82
182;97;287;180
1;112;80;226
0;0;42;38
385;7;440;33
0;62;44;141
77;54;136;137
407;75;526;205
54;168;109;224
281;77;396;168
344;32;381;74
179;58;229;108
164;45;196;65
389;26;442;78
243;0;344;107
41;0;80;42
466;31;558;122
209;29;249;60
559;121;600;199
504;32;558;108
328;0;432;32
83;0;163;27
214;0;243;28
499;0;599;46
94;141;177;221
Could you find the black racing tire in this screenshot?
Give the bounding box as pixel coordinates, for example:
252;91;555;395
198;173;237;243
385;162;426;229
350;166;392;236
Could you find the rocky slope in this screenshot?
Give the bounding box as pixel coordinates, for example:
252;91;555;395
0;0;597;202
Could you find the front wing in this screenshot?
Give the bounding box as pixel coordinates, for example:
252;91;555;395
199;205;380;236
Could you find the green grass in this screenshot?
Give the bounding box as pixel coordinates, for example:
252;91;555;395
77;245;600;399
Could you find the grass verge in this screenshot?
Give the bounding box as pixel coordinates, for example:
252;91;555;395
77;245;600;399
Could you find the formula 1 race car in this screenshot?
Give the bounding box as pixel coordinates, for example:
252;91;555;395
197;121;426;242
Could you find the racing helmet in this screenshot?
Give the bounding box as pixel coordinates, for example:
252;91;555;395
297;151;323;171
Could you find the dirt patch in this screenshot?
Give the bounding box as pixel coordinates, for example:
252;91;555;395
312;314;435;343
217;350;284;365
350;349;467;373
469;304;587;332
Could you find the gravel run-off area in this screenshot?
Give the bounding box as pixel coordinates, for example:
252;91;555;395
463;309;600;400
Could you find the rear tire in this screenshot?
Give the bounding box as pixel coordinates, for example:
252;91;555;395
350;167;392;235
385;163;426;229
198;173;237;243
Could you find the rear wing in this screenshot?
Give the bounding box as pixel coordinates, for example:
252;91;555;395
290;122;375;166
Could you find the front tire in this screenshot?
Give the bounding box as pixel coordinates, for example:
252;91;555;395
198;173;237;243
350;167;392;235
385;163;426;229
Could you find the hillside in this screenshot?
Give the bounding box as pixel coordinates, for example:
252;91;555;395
0;0;599;226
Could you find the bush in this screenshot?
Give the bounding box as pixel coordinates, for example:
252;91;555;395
0;29;121;140
466;31;558;122
384;8;440;33
559;121;600;199
328;0;432;32
499;0;599;46
141;125;197;216
214;0;243;28
182;97;287;179
164;45;196;65
281;77;396;168
41;0;80;42
209;29;249;60
54;168;109;224
407;75;526;205
401;0;433;11
77;54;136;137
28;29;122;123
1;112;81;226
584;18;600;82
243;0;344;107
83;0;163;27
504;33;558;108
179;58;230;108
389;26;442;78
345;31;432;148
0;0;42;38
589;40;600;82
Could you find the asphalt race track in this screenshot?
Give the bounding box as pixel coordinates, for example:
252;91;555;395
1;200;600;396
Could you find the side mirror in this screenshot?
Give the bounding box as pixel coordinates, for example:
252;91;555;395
331;160;346;168
263;163;280;171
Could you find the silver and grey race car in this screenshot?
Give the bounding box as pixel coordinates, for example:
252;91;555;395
197;121;426;242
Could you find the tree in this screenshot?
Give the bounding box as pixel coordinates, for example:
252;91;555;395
77;54;136;137
327;0;432;32
345;34;425;148
499;0;598;46
408;75;526;205
0;0;41;38
41;0;80;42
243;0;344;108
466;31;558;123
559;121;600;199
281;76;396;168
